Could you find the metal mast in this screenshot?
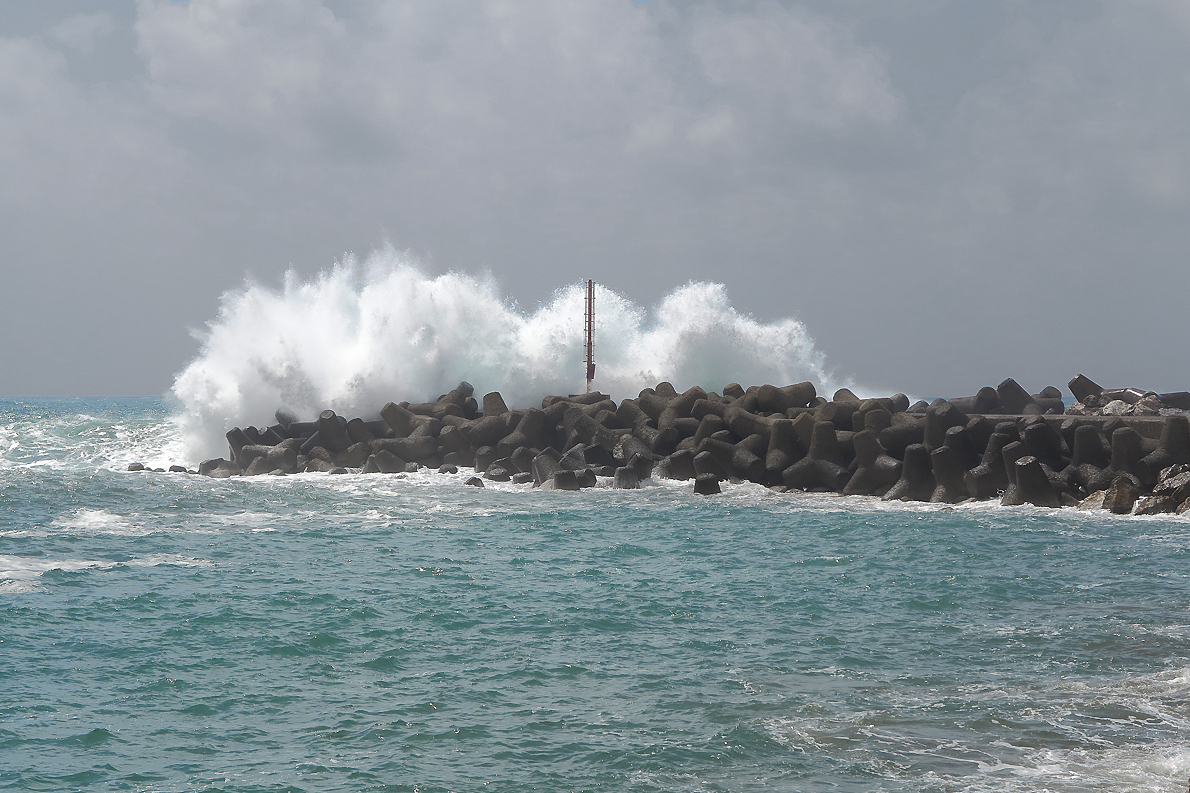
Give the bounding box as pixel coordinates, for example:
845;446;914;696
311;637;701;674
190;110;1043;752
584;279;595;392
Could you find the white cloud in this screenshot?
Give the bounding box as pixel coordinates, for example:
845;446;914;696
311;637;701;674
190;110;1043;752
48;12;116;52
691;3;899;128
3;1;1190;396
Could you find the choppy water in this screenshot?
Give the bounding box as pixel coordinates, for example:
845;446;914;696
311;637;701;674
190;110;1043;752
3;398;1189;792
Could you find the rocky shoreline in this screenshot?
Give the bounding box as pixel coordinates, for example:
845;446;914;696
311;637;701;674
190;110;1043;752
133;374;1190;517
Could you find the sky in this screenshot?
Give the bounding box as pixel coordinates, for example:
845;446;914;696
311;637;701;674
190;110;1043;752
2;0;1189;398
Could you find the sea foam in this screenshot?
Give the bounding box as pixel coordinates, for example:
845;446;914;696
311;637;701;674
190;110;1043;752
172;249;840;461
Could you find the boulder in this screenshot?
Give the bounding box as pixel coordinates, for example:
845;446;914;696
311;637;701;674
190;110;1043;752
693;473;721;495
1102;473;1141;514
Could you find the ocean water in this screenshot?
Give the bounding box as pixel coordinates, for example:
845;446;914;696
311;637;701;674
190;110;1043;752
3;397;1189;792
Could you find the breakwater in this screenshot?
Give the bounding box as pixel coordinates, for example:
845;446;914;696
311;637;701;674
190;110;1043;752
140;373;1190;517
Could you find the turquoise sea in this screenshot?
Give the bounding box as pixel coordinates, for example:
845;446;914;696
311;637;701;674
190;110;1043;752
2;397;1189;792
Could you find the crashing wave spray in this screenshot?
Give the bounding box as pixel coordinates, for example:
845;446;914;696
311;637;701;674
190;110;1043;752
172;249;842;461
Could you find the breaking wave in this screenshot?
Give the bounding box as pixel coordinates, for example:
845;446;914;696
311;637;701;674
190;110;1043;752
172;249;840;460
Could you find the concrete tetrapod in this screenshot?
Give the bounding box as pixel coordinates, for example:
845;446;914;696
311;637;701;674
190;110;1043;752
842;430;901;496
1001;456;1060;508
882;444;935;502
929;446;970;504
782;422;850;491
965;432;1013;500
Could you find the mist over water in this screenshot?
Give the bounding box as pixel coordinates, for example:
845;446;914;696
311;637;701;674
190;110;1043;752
172;249;840;461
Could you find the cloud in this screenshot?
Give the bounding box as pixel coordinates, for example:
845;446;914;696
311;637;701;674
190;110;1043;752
48;12;116;52
1;1;1190;398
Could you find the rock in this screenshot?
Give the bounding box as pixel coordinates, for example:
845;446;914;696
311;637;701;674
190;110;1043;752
1102;473;1141;514
1077;490;1107;510
511;472;533;484
168;464;187;473
1101;399;1132;416
127;462;145;471
1154;463;1190;497
1132;395;1163;415
465;476;484;487
437;464;458;474
693;473;721;495
1135;492;1181;515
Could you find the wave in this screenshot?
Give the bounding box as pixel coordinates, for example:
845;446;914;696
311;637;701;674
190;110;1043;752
171;248;843;461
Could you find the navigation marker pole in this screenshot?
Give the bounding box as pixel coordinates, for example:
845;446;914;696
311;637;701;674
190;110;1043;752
584;279;595;393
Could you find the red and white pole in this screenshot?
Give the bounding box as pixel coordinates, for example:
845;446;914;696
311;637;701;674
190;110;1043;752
584;280;595;392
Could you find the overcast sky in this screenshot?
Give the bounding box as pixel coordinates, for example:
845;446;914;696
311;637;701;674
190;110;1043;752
3;0;1189;398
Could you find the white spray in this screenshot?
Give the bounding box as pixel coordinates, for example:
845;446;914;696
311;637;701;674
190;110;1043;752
172;249;845;461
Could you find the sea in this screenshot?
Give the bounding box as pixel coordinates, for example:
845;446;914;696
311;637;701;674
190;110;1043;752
3;396;1189;792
